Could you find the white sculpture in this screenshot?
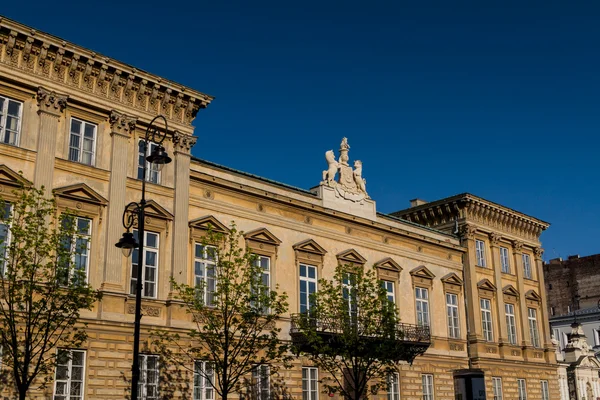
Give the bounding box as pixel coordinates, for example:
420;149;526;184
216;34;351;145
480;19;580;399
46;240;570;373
321;150;339;185
353;160;367;196
320;138;369;202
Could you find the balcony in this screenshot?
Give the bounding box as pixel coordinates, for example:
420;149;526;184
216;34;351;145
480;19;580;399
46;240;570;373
289;313;431;364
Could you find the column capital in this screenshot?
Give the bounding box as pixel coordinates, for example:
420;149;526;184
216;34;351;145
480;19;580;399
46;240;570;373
512;240;524;254
37;86;68;116
489;232;502;247
460;223;477;240
109;110;137;136
172;130;197;154
534;247;544;261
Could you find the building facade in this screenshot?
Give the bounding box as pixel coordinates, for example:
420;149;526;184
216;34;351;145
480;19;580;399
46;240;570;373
393;194;559;399
0;17;476;400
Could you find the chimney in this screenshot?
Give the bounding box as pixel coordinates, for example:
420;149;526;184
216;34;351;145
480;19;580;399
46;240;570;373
410;198;428;208
568;255;580;260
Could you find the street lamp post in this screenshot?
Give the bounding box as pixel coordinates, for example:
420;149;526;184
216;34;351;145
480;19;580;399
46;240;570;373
115;115;172;400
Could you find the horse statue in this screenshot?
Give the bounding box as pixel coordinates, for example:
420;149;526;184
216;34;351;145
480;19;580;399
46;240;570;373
322;150;339;185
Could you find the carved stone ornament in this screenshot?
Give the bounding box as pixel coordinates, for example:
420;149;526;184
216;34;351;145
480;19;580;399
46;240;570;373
320;137;369;202
36;87;68;115
489;232;501;245
173;131;197;152
109;110;137;135
512;240;524;253
460;224;477;239
534;247;544;259
126;303;161;317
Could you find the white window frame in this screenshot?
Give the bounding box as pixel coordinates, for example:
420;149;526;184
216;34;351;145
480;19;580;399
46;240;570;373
500;247;510;273
68;117;97;166
517;379;527;400
60;216;92;285
446;293;460;339
53;349;86;400
138;139;161;184
131;230;159;299
387;372;400;400
302;367;319;400
415;287;430;327
528;308;540;348
480;298;493;342
522;254;532;279
422;374;434;400
0;202;12;276
381;280;395;304
475;239;486;267
139;354;159;400
594;329;600;347
492;377;503;400
0;95;23;146
194;244;217;306
505;304;517;345
299;263;318;314
252;255;271;313
252;364;270;400
540;380;549;400
343;272;358;317
194;360;215;400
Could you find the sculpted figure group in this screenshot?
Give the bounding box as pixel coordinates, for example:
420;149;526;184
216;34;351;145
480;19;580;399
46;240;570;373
321;138;369;201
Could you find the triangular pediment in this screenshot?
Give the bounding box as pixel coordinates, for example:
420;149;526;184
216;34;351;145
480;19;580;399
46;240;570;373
503;285;519;297
441;272;463;286
336;249;367;265
477;279;497;292
374;257;402;272
189;215;230;234
244;228;282;245
53;183;107;205
525;290;541;302
127;200;172;220
0;165;32;188
410;266;435;280
293;239;327;255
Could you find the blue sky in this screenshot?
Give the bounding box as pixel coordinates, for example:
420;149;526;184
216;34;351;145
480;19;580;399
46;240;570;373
3;1;599;259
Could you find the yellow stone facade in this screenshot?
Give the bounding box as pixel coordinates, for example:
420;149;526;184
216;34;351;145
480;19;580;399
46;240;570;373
0;16;555;400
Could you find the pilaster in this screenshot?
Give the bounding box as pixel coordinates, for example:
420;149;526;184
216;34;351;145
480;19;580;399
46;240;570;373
461;224;483;342
512;240;531;348
489;233;508;345
534;247;552;350
33;86;67;191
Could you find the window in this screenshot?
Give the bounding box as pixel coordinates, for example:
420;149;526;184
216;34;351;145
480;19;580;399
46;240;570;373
0;202;12;275
131;231;159;298
138;140;161;184
139;354;159;400
53;349;85;400
446;293;460;339
517;379;527;400
300;264;318;314
505;304;517;345
343;272;358;317
194;360;214;400
500;247;510;273
381;280;395;304
540;380;549;400
594;329;600;347
0;95;22;145
58;216;91;286
475;239;486;267
252;365;270;400
528;308;540;348
492;377;503;400
252;255;271;313
422;374;434;400
194;244;216;306
522;254;532;279
302;367;318;400
415;287;430;327
550;306;555;316
480;298;493;341
387;372;400;400
69;118;96;166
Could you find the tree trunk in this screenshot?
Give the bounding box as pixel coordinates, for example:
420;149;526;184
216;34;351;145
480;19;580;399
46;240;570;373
18;388;27;400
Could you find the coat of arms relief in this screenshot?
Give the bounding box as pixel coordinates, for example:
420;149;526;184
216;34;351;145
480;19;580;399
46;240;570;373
321;138;369;202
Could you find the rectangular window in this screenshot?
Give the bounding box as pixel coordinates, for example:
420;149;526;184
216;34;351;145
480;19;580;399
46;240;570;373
69;118;97;166
522;254;532;279
446;293;460;339
387;372;400;400
252;365;270;400
138;140;161;184
302;367;318;400
415;287;430;327
381;280;395;305
0;95;23;146
540;380;549;400
59;216;92;286
480;298;493;342
194;360;214;400
194;244;217;306
131;231;159;298
505;304;517;345
53;349;85;400
517;379;527;400
492;377;503;400
0;202;12;276
139;355;159;400
343;272;358;317
528;308;540;348
422;374;434;400
300;264;318;314
500;247;510;273
475;239;486;267
252;255;271;313
594;329;600;347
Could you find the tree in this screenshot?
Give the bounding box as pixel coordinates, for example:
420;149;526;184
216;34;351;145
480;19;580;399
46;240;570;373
0;184;101;400
154;225;291;400
291;264;401;400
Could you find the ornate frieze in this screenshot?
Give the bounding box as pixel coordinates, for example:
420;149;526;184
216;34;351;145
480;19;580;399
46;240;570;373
109;110;137;135
36;86;67;115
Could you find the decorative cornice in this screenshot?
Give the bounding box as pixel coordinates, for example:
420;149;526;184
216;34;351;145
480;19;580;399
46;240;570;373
109;110;137;135
0;18;213;126
36;86;67;115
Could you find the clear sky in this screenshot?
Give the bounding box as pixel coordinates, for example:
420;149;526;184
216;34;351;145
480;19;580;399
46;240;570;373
3;1;599;260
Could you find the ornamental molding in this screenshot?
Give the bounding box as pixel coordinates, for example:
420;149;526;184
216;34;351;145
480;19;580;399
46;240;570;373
109;110;137;135
0;18;213;126
173;130;198;152
36;86;67;115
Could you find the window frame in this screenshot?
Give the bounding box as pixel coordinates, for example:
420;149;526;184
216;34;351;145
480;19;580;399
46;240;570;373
252;364;270;400
446;292;460;339
59;215;92;286
53;349;86;400
137;139;161;184
0;95;23;146
387;372;400;400
68;117;97;166
480;298;493;342
131;230;160;299
138;354;160;400
0;202;12;276
381;280;396;305
517;379;527;400
522;253;532;279
492;377;503;400
194;360;215;400
475;239;486;267
299;263;318;314
500;246;510;274
422;374;434;400
528;308;540;348
194;243;217;307
251;254;271;314
415;287;430;327
505;303;518;345
302;366;319;400
343;271;358;318
540;380;549;400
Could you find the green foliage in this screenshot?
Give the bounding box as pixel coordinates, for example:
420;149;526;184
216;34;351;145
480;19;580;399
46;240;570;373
292;264;400;400
0;184;101;399
153;224;291;400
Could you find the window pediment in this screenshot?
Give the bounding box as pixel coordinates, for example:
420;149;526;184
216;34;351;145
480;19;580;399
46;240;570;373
336;249;367;265
127;200;173;221
477;279;497;292
441;272;463;293
374;257;402;272
525;290;541;302
244;228;282;246
410;266;435;280
53;183;108;206
189;215;229;234
0;165;31;189
503;285;519;297
293;239;327;256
